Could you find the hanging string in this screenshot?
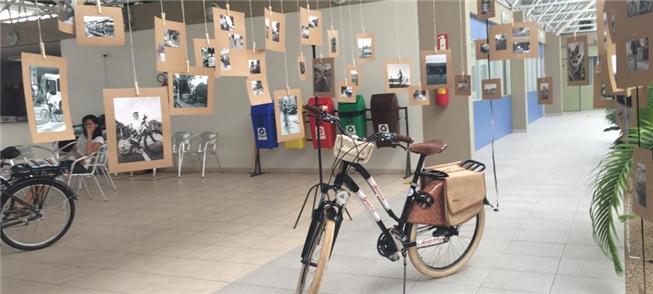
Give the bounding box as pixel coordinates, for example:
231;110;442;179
247;0;256;50
315;0;323;58
201;0;210;43
358;0;365;33
459;0;465;74
432;0;437;49
125;3;140;95
96;0;102;14
297;0;303;52
280;0;290;89
268;0;272;10
392;0;401;60
327;0;335;30
337;0;348;83
33;0;45;59
180;0;190;71
159;0;165;24
346;0;355;65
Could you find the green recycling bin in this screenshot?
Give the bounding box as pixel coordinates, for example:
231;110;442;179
338;94;367;138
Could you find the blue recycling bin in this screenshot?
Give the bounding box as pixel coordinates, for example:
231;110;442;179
251;103;278;149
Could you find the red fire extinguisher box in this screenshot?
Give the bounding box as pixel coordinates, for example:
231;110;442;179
308;96;336;149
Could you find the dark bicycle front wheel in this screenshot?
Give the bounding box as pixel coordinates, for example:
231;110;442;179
1;178;75;250
295;219;335;294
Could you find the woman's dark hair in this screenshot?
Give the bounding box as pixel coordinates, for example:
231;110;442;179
82;114;103;139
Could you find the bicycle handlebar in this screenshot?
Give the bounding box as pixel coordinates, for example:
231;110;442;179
394;134;414;144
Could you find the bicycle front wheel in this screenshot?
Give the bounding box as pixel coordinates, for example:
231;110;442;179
408;208;485;278
296;219;335;294
1;178;75;250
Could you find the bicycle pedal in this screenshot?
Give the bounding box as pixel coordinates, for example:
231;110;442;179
388;252;400;262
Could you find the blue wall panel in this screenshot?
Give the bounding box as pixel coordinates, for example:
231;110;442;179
470;16;489;40
528;91;544;123
474;96;513;150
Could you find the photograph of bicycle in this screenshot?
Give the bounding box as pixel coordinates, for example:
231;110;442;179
296;105;487;294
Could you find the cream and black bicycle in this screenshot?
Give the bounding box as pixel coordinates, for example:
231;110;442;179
296;105;487;294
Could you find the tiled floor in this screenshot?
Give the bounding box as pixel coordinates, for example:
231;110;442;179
2;110;624;294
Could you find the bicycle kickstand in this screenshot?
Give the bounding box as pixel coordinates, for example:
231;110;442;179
401;248;407;294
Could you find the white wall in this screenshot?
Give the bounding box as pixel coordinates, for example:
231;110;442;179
54;0;423;172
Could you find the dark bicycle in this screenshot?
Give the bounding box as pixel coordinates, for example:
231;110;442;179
296;105;486;294
1;148;76;250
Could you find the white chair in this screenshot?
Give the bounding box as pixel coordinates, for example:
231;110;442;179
192;131;221;178
52;141;77;160
172;131;193;177
67;144;110;201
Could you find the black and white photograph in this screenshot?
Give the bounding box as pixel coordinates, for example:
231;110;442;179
265;18;270;39
386;63;411;89
220;48;231;71
83;15;114;37
172;73;209;109
301;25;310;39
495;33;507;50
114;96;165;163
457;79;469;91
229;33;245;49
340;85;353;99
299;60;306;75
350;69;359;86
201;46;216;68
164;29;180;48
29;66;65;133
309;15;319;28
425;54;447;85
277;95;301;136
637;162;648;207
484;83;498;95
156;43;166;62
330;35;337;55
626;37;649;72
627;0;653;17
251;80;265;96
220;14;235;31
480;0;491;14
412;89;427;102
57;0;75;24
249;58;261;75
512;26;530;38
539;82;549;101
358;37;373;58
567;40;586;81
513;41;531;54
313;60;334;94
272;21;281;42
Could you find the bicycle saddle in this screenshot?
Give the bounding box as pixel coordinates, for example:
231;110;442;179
408;140;447;156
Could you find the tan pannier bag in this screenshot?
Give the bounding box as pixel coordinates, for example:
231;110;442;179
408;161;486;226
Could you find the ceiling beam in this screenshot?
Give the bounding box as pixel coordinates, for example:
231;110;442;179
555;1;595;35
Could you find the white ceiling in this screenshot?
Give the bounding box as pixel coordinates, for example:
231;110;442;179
505;0;596;36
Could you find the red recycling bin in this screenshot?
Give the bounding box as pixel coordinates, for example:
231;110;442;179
308;96;336;149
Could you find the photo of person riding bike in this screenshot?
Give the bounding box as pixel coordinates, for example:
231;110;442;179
112;97;164;163
29;66;65;133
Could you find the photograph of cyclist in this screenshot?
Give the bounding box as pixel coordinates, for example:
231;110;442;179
113;97;164;163
385;61;411;90
29;65;66;133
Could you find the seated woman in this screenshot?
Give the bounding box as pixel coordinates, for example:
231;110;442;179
60;114;104;173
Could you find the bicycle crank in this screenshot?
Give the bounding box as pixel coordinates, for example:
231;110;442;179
376;231;400;262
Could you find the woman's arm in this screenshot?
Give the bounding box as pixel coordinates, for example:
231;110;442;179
84;137;102;155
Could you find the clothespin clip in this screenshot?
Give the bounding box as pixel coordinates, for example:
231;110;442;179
186;60;190;72
96;1;102;14
573;31;577;41
134;81;140;96
253;42;256;52
226;3;231;15
206;33;211;44
162;12;167;27
40;42;46;59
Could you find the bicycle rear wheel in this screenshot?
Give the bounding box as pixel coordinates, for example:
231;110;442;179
296;219;335;294
407;208;484;278
1;178;75;250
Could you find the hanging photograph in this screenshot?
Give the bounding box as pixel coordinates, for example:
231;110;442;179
511;21;538;59
537;77;553;105
216;47;248;77
154;16;188;73
20;53;75;143
246;77;272;106
356;32;376;63
193;38;218;73
566;35;589;86
273;88;305;142
475;39;490;60
247;50;267;79
57;0;77;34
476;0;495;20
168;67;214;116
384;59;412;93
298;55;307;81
74;5;124;46
213;7;247;51
626;0;653;18
593;72;615;109
313;58;335;97
336;80;357;103
409;86;430;106
420;49;451;90
347;63;361;88
481;78;502;99
455;74;472;96
264;8;286;52
103;87;172;173
633;147;653;222
327;29;339;58
299;7;323;46
616;31;653;88
489;23;512;60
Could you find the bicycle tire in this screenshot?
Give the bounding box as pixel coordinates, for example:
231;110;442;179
407;208;485;278
1;178;75;251
295;219;336;294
